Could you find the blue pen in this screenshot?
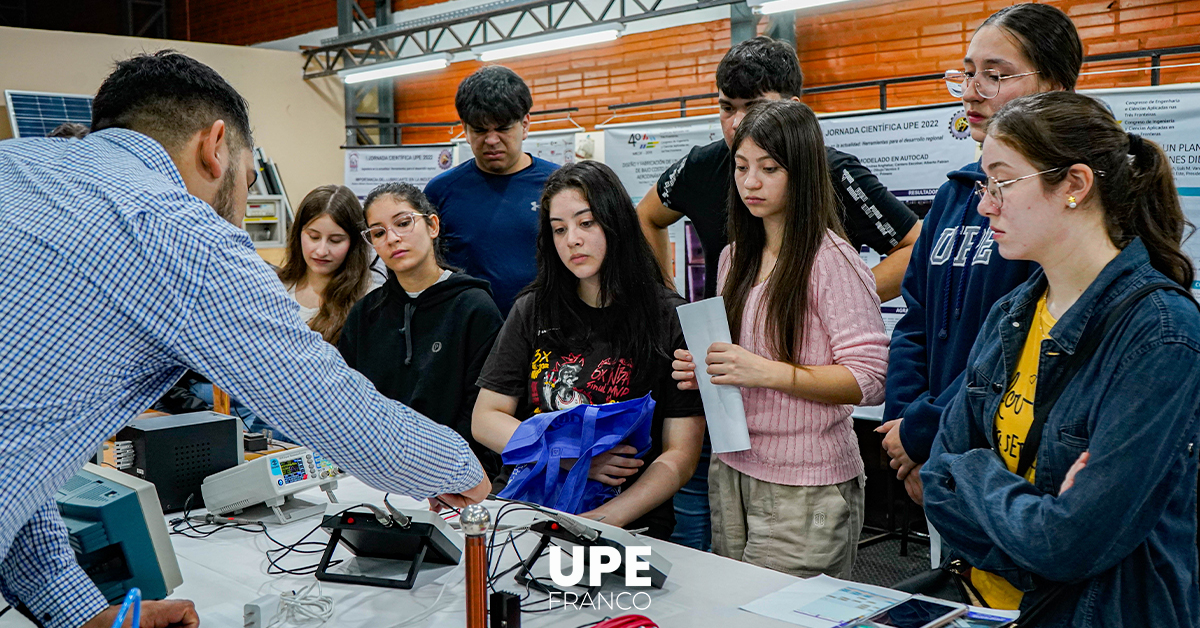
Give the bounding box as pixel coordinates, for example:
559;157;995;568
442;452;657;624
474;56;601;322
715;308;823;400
111;588;141;628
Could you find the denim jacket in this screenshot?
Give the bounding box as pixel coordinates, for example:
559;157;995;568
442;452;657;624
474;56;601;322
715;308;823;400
922;239;1200;627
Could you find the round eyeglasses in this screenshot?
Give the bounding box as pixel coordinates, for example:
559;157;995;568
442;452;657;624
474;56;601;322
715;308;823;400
973;167;1065;208
361;212;427;245
944;69;1040;99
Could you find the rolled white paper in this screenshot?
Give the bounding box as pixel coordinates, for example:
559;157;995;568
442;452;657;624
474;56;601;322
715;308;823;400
676;297;751;454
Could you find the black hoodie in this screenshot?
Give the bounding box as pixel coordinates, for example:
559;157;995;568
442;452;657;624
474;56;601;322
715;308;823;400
338;270;504;476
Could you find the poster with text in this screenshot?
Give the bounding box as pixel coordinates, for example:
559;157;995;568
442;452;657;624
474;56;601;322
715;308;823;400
526;131;577;166
344;145;454;199
819;104;977;208
1094;85;1200;296
603;118;722;204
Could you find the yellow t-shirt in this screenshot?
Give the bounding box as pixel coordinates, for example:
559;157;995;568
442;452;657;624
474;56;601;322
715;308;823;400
970;291;1057;610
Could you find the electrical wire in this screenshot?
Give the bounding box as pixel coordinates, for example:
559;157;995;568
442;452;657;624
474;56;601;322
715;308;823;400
266;581;334;628
386;580;453;628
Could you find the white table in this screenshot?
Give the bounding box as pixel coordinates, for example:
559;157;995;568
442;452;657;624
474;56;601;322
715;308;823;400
166;477;801;627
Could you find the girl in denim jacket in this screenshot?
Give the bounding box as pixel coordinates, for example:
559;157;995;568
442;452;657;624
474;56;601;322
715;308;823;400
923;92;1200;626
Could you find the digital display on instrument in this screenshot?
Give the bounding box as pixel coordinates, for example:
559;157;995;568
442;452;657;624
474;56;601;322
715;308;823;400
280;458;306;484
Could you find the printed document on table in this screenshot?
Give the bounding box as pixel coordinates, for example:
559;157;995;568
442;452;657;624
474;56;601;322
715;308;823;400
676;297;751;453
739;574;908;628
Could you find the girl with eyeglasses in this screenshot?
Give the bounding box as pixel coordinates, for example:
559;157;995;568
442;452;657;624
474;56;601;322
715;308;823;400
923;90;1200;624
338;182;504;476
472;161;705;540
880;3;1082;511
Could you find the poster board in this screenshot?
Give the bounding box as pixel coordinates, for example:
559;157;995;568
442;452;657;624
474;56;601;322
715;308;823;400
343;145;455;199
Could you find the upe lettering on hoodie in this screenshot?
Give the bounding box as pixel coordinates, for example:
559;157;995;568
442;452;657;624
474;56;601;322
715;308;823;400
929;226;995;267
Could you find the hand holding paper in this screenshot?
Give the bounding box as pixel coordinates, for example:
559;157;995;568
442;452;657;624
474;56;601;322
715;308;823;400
676;297;751;454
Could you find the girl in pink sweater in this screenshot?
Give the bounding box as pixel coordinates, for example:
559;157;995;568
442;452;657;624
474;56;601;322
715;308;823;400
673;100;889;578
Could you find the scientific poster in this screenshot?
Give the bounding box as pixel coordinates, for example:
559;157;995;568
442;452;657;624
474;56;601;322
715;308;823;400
602;117;722;204
343;145;454;199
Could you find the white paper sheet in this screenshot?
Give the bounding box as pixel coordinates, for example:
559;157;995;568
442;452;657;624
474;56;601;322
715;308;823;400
740;574;1020;628
676;297;751;453
739;574;908;628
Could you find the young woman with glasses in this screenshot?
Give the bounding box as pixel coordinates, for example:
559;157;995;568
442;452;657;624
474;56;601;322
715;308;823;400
337;182;504;476
924;90;1200;624
880;3;1083;509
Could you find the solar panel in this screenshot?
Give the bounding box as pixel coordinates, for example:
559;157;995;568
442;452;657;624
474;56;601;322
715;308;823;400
5;90;93;139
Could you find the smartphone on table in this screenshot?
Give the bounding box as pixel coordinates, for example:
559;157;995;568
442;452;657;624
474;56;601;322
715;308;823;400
842;595;967;628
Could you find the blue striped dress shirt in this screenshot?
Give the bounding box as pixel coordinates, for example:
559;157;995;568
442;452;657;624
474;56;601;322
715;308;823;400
0;129;483;627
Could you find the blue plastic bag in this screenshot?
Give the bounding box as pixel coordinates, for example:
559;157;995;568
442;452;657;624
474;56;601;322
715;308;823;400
498;393;655;514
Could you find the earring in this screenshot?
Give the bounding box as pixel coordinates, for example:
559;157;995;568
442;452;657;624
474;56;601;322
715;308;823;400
1067;195;1077;209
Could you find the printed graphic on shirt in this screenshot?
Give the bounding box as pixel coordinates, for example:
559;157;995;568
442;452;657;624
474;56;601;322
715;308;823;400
529;353;636;413
930;226;997;267
996;369;1037;475
840;168;899;247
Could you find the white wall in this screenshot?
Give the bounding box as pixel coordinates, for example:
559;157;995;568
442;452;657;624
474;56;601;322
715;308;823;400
0;26;347;264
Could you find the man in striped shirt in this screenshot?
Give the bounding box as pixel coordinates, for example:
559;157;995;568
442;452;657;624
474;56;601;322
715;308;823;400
0;51;488;628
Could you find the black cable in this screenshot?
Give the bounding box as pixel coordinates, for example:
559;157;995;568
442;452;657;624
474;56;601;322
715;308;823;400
0;605;11;618
433;496;462;516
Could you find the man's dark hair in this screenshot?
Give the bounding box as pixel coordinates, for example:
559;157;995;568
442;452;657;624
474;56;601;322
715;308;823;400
454;65;533;129
91;50;253;152
716;36;804;100
47;123;89;139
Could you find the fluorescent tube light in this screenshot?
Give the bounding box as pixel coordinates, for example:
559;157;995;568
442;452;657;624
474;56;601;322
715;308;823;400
339;53;451;84
749;0;850;14
474;25;623;62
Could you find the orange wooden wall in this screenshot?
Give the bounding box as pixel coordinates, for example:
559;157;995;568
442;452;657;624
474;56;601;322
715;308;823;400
169;0;1200;144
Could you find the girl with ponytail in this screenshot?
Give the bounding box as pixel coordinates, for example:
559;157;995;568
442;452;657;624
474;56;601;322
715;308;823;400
922;90;1200;625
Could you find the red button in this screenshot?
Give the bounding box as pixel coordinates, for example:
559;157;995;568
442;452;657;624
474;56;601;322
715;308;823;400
347;517;355;524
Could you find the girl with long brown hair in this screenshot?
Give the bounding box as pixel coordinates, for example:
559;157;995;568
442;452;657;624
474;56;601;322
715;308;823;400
277;185;374;343
922;91;1200;623
673;100;888;577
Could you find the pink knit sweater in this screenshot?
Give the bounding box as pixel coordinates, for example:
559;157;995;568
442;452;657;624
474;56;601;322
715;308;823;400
715;232;889;486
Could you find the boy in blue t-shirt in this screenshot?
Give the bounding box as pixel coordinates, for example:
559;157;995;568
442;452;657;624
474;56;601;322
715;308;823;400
423;66;559;316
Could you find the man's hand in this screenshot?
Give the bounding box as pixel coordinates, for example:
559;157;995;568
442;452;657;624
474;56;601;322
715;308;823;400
430;474;492;512
876;419;917;480
904;464;924;505
83;599;199;628
1059;451;1089;495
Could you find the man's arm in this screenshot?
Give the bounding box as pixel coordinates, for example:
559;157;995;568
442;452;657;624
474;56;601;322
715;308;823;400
0;502;108;628
827;150;920;302
636;185;684;286
174;232;486;503
872;220;920;302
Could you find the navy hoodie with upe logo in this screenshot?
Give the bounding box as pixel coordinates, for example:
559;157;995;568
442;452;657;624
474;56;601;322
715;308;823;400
338;270;504;476
884;161;1038;464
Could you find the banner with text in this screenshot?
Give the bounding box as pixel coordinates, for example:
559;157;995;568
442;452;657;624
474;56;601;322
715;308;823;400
1094;86;1200;294
344;145;455;199
602;119;722;204
820;104;976;208
527;131;578;166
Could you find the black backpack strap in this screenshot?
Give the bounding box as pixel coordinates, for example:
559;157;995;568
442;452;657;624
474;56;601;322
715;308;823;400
1006;282;1196;480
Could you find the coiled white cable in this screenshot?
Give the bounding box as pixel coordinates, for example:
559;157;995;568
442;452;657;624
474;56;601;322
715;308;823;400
267;581;334;627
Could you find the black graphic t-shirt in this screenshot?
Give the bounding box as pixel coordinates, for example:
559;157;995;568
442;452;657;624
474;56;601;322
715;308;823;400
477;287;703;539
657;139;920;298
